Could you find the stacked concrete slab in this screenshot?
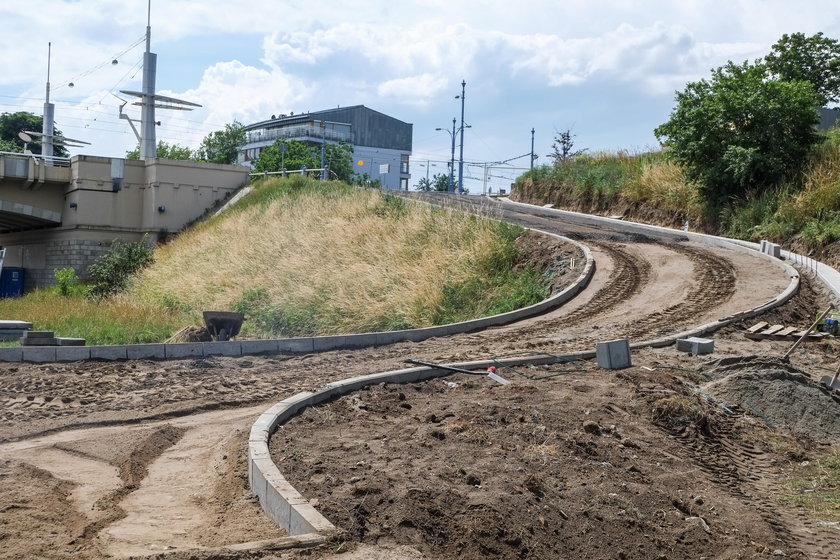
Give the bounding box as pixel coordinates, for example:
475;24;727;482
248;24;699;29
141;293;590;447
0;320;32;341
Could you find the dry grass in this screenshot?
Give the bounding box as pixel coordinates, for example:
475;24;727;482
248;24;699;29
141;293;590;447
623;159;705;219
127;178;530;336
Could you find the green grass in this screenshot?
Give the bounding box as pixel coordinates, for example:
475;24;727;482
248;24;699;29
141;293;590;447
0;287;189;345
782;449;840;523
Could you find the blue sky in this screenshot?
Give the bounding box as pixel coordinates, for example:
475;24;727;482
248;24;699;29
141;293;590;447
2;0;839;192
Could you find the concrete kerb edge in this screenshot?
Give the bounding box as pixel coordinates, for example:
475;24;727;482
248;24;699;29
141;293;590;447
0;230;594;363
250;207;807;540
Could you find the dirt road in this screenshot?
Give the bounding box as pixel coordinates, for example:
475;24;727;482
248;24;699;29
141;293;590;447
1;201;837;559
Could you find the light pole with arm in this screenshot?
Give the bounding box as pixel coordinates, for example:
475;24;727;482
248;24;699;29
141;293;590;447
456;80;466;194
435;118;458;192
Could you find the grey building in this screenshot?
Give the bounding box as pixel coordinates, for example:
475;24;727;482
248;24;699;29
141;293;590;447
240;105;412;190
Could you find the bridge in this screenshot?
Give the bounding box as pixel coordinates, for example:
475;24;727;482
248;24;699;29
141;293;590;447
0;152;249;290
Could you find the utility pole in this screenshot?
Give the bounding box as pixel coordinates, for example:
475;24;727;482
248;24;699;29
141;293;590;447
457;80;466;194
449;118;456;192
42;43;55;159
320;120;326;180
530;128;535;170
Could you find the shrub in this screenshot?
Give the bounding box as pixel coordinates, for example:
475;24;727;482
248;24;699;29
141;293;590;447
87;236;154;300
53;267;79;297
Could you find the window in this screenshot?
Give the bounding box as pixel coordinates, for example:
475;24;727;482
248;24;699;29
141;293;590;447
400;155;410;174
400;178;409;190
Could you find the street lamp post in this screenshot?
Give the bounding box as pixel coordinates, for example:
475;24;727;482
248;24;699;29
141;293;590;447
456;80;466;194
435;118;458;192
530;128;535;170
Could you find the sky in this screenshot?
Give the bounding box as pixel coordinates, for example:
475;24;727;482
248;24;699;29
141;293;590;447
1;0;839;193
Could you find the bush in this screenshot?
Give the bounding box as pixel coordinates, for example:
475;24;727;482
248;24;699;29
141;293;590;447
53;267;79;297
87;236;154;300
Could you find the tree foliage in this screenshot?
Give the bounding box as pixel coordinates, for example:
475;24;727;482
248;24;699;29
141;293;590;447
86;236;155;300
195;121;245;164
125;141;195;161
655;59;821;213
253;139;354;183
416;172;453;192
0;111;69;157
549;129;587;165
765;32;840;105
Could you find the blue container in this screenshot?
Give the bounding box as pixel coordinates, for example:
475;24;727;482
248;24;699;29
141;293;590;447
0;267;25;298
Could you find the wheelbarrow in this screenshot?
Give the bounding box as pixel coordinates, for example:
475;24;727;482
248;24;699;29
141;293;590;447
202;311;245;341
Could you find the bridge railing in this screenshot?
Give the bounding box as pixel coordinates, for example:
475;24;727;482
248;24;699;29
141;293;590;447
0;152;71;170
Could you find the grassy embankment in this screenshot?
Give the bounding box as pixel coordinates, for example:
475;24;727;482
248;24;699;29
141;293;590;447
512;129;840;267
0;176;550;343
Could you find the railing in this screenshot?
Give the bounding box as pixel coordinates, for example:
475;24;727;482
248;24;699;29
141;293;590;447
245;125;352;145
0;151;71;168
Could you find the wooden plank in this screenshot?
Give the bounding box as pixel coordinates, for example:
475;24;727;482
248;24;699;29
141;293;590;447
760;324;785;335
776;326;798;337
747;322;769;333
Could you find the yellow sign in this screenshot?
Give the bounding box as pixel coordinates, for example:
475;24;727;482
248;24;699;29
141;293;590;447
357;160;364;166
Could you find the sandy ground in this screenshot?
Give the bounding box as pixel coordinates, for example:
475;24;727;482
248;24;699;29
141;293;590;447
1;201;838;559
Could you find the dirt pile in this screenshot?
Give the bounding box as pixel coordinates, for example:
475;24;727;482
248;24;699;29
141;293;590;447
700;356;840;442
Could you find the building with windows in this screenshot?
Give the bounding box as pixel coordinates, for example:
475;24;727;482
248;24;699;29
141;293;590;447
239;105;412;190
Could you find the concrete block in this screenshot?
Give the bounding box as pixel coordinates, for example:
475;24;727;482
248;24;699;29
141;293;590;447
164;343;205;359
20;337;59;346
240;339;279;355
56;346;91;362
595;339;631;369
289;502;336;535
91;345;129;360
374;330;411;345
22;330;55;339
56;337;86;346
0;321;33;330
205;341;242;356
22;346;57;363
340;334;377;349
0;347;23;362
676;337;715;355
127;344;166;360
311;336;346;352
277;338;315;353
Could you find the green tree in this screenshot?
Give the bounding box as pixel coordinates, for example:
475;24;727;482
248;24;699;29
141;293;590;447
195;121;246;164
253;139;353;182
765;32;840;105
0;111;69;157
126;141;195;160
416;172;453;192
655;60;820;213
549;129;587;165
86;236;154;300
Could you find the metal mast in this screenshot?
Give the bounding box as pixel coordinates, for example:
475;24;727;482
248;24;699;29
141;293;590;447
139;0;157;160
42;43;55;159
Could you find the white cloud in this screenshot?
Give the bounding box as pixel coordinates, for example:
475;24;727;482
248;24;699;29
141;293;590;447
377;74;448;105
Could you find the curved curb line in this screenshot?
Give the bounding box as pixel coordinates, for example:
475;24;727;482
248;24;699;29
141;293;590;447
0;232;594;364
251;204;805;539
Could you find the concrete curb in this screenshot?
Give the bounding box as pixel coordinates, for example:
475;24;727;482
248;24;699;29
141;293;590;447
249;201;814;539
1;230;594;363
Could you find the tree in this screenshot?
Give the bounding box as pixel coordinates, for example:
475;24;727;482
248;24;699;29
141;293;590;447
125;141;195;160
195;121;246;164
548;129;586;165
0;111;69;157
253;139;354;182
765;32;840;105
655;60;820;212
416;172;453;192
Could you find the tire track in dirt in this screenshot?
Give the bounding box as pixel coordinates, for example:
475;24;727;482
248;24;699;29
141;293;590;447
661;412;840;559
619;242;738;341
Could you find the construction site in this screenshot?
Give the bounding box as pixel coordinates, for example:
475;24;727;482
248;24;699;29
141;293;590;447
0;195;839;560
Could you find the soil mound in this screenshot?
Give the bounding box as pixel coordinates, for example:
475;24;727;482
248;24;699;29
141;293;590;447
700;356;840;442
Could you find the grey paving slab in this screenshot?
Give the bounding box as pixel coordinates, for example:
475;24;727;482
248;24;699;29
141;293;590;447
277;338;315;353
0;347;22;362
205;341;242;356
91;345;129;360
56;346;91;362
22;346;57;363
596;339;631;369
164;343;205;359
240;339;279;355
127;344;166;359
